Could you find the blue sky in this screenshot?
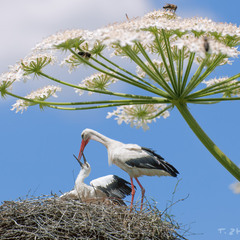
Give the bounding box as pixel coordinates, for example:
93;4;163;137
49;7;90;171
1;1;240;239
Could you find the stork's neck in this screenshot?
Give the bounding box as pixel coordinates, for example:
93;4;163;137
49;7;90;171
89;130;119;149
75;169;89;186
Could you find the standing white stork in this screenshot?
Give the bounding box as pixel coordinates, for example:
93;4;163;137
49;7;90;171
78;128;179;210
60;153;133;205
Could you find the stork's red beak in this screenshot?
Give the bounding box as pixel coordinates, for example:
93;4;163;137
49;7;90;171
78;139;89;160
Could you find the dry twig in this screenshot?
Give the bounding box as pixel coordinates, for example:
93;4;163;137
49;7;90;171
0;195;187;239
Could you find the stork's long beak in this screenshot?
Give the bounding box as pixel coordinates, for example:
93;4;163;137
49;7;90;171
82;152;87;164
78;138;89;160
73;154;83;167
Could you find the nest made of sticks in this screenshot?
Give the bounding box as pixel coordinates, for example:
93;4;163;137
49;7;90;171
0;195;187;240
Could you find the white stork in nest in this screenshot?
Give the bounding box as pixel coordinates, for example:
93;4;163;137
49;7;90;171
60;153;132;205
78;128;179;210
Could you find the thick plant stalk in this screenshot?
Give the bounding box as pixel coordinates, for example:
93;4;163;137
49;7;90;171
176;102;240;181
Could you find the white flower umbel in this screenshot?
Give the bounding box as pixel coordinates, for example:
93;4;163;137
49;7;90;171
107;104;170;130
21;53;57;77
0;64;24;89
75;72;118;95
202;77;240;97
0;53;57;92
11;85;61;113
172;35;239;59
203;77;235;87
32;29;92;53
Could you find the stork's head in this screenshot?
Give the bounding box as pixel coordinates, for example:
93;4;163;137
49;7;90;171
78;129;92;160
78;128;103;160
73;153;91;176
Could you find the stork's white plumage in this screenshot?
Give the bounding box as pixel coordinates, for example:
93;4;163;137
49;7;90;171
78;128;179;210
60;153;132;205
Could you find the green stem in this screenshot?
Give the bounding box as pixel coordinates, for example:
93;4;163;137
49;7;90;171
154;32;177;94
71;49;165;97
177;49;183;95
187;73;240;99
176;102;240;181
189;85;240;98
146;104;173;120
181;56;209;98
188;97;240;103
135;42;176;97
182;55;224;98
98;53;159;90
6;90;170;106
90;54;156;91
39;72;160;100
48;103;142;111
162;30;178;92
121;45;172;98
181;52;195;94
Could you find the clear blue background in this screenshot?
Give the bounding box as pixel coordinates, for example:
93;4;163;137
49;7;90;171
1;1;239;239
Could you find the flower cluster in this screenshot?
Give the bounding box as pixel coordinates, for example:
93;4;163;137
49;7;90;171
0;64;25;95
11;85;61;113
106;104;170;130
21;53;57;76
32;29;92;53
0;53;57;93
1;9;240;86
172;35;239;59
75;72;117;95
202;77;240;97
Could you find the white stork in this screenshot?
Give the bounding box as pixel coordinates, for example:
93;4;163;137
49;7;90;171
78;128;179;210
60;153;132;205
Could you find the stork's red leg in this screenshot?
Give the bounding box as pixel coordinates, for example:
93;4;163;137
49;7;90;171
135;177;145;210
130;177;135;211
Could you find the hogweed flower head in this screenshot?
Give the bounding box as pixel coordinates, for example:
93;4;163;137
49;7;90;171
2;9;240;121
0;64;25;97
107;104;170;130
202;77;240;97
11;85;61;113
75;72;118;95
21;53;57;77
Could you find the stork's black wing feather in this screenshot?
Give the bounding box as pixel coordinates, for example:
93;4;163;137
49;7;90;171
125;147;179;177
91;175;134;200
141;147;164;160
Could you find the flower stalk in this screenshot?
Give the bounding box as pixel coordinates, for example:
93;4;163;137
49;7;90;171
176;102;240;181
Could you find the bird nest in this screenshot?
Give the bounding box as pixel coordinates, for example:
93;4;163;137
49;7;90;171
0;195;187;239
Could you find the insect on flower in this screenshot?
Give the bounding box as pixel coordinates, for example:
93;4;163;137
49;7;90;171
163;3;177;13
78;51;91;59
203;37;210;52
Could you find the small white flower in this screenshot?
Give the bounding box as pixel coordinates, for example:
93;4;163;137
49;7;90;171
75;72;117;95
106;104;170;130
202;77;240;97
32;29;92;53
202;77;230;87
60;54;80;73
172;35;239;59
11;85;61;113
